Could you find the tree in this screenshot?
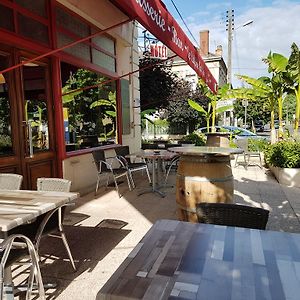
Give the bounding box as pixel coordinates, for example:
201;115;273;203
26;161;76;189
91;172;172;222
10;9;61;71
285;43;300;131
262;52;288;135
188;81;232;132
139;57;178;110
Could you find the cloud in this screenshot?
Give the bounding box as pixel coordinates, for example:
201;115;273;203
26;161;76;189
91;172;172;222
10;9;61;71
187;1;300;87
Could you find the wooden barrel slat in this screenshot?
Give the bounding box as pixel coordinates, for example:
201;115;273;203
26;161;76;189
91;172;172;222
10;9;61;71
176;155;233;223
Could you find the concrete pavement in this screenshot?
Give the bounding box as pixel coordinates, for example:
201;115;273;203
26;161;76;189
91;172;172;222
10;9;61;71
30;161;300;299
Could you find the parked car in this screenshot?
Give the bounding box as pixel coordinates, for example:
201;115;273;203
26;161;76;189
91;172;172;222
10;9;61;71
254;120;264;132
197;126;266;140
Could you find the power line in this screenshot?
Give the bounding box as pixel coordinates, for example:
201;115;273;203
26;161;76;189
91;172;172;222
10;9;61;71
170;0;199;47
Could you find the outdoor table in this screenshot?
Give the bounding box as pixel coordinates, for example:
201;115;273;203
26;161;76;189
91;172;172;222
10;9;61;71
0;189;78;299
168;146;243;222
205;132;231;147
128;150;177;198
97;219;300;300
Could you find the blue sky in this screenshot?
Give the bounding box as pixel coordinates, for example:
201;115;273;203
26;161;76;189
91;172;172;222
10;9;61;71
157;0;300;87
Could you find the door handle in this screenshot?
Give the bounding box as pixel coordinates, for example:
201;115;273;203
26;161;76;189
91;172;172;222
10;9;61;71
23;121;33;158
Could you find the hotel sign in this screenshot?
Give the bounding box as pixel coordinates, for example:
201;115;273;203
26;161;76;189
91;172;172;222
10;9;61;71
111;0;217;93
150;43;168;59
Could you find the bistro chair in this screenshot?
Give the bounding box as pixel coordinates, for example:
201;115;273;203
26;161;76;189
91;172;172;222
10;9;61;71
0;173;23;190
114;146;151;188
164;155;180;185
196;203;269;230
34;177;76;271
92;149;132;198
234;139;262;169
0;234;45;300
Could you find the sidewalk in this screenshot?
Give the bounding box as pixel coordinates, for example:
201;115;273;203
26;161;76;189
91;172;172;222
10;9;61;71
38;162;300;299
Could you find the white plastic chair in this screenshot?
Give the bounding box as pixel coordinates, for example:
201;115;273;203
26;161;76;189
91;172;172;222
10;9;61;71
0;173;23;190
234;139;262;168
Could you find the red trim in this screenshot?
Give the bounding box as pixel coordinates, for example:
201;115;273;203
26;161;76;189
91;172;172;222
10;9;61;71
0;18;131;76
111;0;217;92
52;57;65;172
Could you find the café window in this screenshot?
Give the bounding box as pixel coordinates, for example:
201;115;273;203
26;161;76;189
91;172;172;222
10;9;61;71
0;55;13;156
61;62;117;152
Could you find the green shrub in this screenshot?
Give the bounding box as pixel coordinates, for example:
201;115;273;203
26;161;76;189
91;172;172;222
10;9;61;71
248;138;269;152
264;141;300;168
180;133;206;146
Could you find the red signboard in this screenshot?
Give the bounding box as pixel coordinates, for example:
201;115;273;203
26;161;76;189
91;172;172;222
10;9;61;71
150;44;168;59
111;0;217;93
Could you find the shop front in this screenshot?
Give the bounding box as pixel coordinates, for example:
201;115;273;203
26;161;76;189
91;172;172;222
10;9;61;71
0;0;140;192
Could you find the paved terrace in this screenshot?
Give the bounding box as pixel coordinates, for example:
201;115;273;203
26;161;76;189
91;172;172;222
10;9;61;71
33;162;300;299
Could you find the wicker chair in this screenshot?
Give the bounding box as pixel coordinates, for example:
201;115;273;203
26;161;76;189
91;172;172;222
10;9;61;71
34;178;76;271
0;234;45;300
0;173;23;190
196;203;269;230
114;146;151;188
92;149;132;197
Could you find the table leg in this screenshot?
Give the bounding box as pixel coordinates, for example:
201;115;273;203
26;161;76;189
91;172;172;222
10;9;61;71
138;158;165;198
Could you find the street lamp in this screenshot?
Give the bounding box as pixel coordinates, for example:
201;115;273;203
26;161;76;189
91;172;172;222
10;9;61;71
226;9;253;84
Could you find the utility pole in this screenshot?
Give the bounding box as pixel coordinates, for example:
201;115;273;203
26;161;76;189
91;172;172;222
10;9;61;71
226;9;234;85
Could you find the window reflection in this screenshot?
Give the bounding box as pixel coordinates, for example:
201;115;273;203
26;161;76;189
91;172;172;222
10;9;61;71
61;62;117;152
23;63;49;152
0;56;13;156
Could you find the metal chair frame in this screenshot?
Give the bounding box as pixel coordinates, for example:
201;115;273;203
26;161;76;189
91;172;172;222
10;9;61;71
0;234;45;300
115;146;151;188
92;150;132;198
164;155;180;185
234;139;262;169
35;177;76;271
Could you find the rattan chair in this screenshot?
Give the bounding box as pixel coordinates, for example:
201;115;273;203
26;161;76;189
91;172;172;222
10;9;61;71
114;146;151;188
0;234;45;300
34;177;76;271
0;173;23;190
92;149;132;197
196;203;269;230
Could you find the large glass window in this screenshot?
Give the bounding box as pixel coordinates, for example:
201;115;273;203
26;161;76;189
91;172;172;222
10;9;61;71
61;62;117;152
0;55;13;156
22;62;49;153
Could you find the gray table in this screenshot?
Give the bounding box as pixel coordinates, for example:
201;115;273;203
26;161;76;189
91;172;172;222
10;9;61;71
97;219;300;300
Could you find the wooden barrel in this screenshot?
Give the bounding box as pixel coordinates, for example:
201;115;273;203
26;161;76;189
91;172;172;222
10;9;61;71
176;154;233;223
205;133;230;147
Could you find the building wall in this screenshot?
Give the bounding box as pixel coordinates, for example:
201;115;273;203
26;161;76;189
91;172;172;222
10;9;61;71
58;1;141;193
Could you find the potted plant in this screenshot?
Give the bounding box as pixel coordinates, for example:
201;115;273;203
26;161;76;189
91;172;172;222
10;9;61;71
179;133;206;146
264;140;300;187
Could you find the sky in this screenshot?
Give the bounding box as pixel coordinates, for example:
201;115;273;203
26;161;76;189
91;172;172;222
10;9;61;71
157;0;300;87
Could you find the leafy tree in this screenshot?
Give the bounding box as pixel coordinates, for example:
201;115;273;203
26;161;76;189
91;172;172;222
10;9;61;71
188;81;232;132
285;43;300;131
139;57;178;110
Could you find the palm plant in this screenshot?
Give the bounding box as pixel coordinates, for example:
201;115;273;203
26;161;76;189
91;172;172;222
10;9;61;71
189;81;232;132
262;52;288;136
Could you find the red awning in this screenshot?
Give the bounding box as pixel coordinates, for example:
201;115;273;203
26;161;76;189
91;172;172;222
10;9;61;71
111;0;217;93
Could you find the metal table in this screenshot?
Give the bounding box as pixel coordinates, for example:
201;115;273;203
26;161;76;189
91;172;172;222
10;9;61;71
129;150;177;198
97;219;300;300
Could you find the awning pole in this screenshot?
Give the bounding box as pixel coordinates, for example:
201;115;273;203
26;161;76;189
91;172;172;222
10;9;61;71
0;18;132;75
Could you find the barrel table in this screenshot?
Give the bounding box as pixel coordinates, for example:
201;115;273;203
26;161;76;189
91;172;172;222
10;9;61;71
169;146;243;222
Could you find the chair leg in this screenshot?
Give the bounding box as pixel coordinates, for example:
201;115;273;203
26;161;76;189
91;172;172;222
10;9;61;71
125;173;133;191
128;171;135;189
59;230;76;271
95;174;100;195
259;153;262;168
113;177;121;198
145;167;151;183
234;154;239;167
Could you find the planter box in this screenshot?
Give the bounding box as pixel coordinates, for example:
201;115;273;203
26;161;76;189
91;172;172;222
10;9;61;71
270;166;300;187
